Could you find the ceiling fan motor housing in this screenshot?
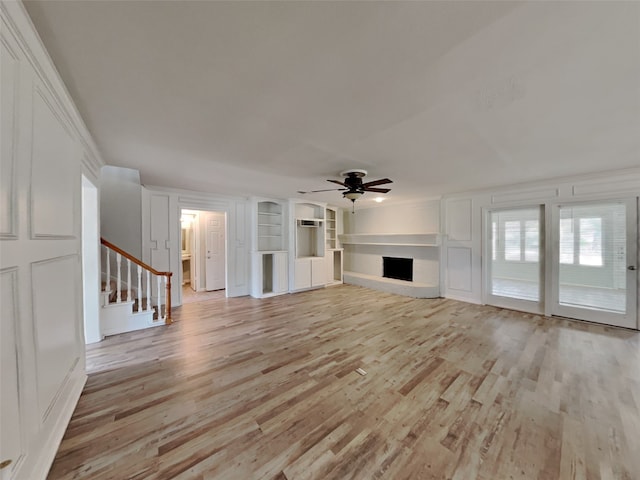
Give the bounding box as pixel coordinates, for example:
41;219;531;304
340;169;367;192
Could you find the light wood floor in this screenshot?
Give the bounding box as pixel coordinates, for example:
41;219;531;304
48;285;640;479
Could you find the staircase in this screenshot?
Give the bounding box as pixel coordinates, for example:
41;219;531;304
100;238;172;337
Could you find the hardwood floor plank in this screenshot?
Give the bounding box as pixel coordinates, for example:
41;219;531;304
47;285;640;479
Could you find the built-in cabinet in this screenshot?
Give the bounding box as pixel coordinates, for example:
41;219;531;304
251;199;343;295
290;201;325;291
251;199;288;298
288;202;344;291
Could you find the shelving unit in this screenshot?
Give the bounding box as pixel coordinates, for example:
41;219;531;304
251;199;288;298
324;206;343;285
257;201;284;251
326;208;337;250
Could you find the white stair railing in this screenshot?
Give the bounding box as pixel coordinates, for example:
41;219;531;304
100;238;173;324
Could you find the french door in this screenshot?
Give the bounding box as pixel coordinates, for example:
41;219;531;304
550;199;637;328
485;199;638;329
485;206;544;313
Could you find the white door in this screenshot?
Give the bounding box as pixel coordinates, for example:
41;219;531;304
205;212;225;291
550;199;637;329
485;206;544;314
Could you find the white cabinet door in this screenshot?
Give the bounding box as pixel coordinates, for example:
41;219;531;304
311;257;326;287
274;252;288;294
326;254;334;283
294;259;312;290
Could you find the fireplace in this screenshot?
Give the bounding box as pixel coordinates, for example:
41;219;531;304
383;257;413;282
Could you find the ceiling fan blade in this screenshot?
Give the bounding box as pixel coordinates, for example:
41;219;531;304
327;179;347;187
297;188;347;194
362;187;391;193
362;178;393;188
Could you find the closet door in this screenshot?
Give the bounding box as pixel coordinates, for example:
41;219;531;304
550;199;637;329
485;206;544;313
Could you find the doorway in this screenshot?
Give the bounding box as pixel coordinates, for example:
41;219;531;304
180;209;227;295
81;175;101;343
484;198;638;328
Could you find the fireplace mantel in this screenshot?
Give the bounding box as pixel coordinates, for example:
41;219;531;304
338;233;440;247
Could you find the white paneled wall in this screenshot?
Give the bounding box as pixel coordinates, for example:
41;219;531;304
0;3;103;479
441;169;640;315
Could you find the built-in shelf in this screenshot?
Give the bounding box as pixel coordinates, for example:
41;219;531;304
339;233;440;247
256;200;285;252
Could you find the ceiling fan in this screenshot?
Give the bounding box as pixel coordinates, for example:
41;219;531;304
297;169;392;212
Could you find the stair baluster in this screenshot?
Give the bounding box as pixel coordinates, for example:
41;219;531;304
146;270;151;312
137;265;142;313
105;248;110;293
156;275;161;320
116;253;122;303
126;259;132;303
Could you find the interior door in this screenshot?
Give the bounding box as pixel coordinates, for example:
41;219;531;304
205;212;226;291
551;199;637;328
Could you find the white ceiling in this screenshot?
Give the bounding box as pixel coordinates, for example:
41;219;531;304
24;1;640;206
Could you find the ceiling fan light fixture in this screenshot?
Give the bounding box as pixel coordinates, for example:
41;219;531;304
344;191;363;201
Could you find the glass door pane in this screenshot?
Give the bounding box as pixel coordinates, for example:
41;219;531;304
552;199;637;328
486;207;542;312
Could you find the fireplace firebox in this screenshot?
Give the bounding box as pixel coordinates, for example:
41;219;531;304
382;257;413;282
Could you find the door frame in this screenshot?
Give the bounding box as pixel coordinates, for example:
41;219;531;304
177;207;228;303
548;197;638;329
81;174;101;344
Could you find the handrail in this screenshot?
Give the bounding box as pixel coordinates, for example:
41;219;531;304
101;238;171;276
100;237;172;324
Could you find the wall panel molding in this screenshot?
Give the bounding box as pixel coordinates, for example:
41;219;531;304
447;247;472;292
30;85;77;239
0;267;27;476
446;199;472;241
0;29;20;239
491;187;558;204
572;178;640;197
31;254;81;421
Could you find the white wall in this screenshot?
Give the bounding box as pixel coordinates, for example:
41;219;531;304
0;3;104;479
344;200;440;234
100;165;142;258
441;169;640;321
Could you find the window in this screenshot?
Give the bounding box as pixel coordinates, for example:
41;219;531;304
559;215;603;266
504;221;521;261
492;221;497;261
524;220;539;262
496;218;539;263
579;218;602;266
